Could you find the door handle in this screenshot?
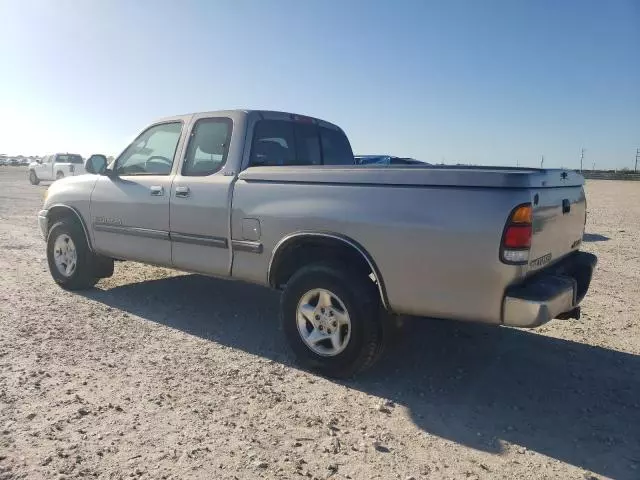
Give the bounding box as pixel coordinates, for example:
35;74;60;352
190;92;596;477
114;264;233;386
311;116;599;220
150;185;164;196
175;186;190;198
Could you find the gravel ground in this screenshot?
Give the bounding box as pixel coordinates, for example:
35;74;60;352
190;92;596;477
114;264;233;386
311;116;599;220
0;167;639;480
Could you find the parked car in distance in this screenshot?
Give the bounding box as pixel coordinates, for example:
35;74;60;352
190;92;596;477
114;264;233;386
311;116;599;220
28;153;86;184
356;155;429;165
38;109;596;377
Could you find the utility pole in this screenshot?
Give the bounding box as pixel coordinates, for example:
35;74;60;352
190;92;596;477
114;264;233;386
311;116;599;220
580;148;585;172
540;155;544;169
635;148;639;173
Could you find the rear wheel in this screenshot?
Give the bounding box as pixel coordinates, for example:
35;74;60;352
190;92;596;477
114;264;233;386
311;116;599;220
56;171;64;180
47;219;99;290
281;262;383;378
29;170;39;185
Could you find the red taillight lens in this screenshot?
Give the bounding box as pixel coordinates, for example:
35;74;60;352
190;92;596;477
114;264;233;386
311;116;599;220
504;225;532;248
501;202;533;264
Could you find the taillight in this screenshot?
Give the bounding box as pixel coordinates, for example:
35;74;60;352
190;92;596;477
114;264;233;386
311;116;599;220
504;225;532;248
500;203;532;264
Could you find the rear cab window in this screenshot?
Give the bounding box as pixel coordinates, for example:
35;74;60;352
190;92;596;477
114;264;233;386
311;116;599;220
249;119;353;167
55;154;84;164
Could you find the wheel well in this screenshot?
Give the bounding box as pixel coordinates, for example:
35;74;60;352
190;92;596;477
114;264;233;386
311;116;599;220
46;206;90;247
269;235;388;307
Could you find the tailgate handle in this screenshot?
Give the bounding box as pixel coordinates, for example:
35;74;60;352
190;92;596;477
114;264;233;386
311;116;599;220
562;199;571;214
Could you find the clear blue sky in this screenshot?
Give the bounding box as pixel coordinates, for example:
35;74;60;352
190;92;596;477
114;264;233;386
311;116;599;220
1;0;638;169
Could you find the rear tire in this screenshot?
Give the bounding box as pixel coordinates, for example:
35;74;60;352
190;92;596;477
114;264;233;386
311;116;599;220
47;219;99;290
281;262;383;378
29;170;40;185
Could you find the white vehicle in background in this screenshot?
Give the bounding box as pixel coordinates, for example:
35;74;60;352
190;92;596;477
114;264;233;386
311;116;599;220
29;153;86;185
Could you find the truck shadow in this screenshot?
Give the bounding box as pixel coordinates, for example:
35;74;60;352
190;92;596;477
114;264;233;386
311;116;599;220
583;233;610;242
83;273;640;479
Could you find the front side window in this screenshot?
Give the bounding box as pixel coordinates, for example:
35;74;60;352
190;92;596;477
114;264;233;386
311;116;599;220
116;122;182;176
182;118;232;176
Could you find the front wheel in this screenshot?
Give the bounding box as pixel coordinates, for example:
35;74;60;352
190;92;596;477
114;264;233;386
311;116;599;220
55;171;64;180
281;263;383;378
29;170;40;185
47;219;99;290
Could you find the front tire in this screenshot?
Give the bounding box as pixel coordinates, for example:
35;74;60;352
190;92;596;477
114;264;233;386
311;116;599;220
281;263;383;378
29;170;40;185
47;219;99;290
56;171;64;180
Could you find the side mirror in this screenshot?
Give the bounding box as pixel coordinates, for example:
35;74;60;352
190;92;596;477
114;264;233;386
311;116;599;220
86;154;108;175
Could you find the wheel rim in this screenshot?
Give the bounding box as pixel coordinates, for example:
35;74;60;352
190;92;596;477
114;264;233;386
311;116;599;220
30;171;35;181
296;288;351;357
53;233;77;277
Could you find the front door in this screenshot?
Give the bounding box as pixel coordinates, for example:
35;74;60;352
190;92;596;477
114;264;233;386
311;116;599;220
90;121;184;266
169;116;234;275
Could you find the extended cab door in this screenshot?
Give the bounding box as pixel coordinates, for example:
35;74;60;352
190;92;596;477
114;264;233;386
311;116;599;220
90;121;184;265
169;115;235;275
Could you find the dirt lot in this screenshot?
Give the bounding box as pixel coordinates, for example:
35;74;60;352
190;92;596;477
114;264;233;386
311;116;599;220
1;167;638;480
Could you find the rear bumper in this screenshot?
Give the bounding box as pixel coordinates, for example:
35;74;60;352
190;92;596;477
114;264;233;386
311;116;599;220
502;251;597;328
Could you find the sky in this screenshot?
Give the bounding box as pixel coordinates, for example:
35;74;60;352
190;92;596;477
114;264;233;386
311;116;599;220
0;0;638;169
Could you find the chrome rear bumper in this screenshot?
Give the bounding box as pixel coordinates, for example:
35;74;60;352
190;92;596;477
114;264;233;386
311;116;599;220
502;251;597;328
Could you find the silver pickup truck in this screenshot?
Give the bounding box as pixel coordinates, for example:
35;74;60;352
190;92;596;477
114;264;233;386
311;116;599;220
38;110;597;377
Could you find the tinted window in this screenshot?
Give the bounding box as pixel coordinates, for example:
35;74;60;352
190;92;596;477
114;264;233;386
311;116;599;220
56;154;84;164
116;122;182;176
294;123;321;165
320;127;354;165
250;120;354;167
250;120;295;166
182;118;232;176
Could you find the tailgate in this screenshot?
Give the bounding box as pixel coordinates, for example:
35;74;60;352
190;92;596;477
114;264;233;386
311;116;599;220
527;185;586;274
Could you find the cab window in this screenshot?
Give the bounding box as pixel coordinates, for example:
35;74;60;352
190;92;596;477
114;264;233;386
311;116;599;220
116;122;182;176
249;120;354;166
182;118;232;176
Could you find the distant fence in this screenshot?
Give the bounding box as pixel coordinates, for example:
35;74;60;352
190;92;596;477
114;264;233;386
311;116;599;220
580;170;640;181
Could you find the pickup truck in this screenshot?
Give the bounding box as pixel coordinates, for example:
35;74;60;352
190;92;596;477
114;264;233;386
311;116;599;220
37;110;597;377
29;153;86;184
